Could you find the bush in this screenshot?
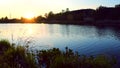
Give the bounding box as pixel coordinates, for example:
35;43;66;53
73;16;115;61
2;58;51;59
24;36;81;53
37;47;117;68
0;40;117;68
0;40;37;68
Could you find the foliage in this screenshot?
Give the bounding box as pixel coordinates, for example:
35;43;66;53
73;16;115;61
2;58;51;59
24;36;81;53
0;40;37;68
37;47;117;68
0;40;117;68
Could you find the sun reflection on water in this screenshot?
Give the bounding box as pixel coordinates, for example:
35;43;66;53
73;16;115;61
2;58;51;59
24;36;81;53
26;24;34;35
23;24;49;38
0;24;63;49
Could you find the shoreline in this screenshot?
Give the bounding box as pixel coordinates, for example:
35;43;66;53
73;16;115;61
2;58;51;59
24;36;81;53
0;20;120;27
40;20;120;26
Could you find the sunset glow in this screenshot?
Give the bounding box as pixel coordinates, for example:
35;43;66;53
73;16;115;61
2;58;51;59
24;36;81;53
0;0;119;18
23;12;35;19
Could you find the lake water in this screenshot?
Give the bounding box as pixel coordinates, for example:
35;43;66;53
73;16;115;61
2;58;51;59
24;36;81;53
0;23;120;57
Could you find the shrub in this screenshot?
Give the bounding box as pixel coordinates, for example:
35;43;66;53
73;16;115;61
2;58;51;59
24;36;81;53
0;40;117;68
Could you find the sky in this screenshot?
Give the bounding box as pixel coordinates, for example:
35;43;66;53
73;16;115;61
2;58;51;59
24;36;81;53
0;0;119;18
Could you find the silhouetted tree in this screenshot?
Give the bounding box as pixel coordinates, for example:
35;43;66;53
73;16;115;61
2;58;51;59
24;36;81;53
44;13;48;19
115;4;120;8
47;11;54;21
62;10;65;13
36;15;46;23
66;8;70;12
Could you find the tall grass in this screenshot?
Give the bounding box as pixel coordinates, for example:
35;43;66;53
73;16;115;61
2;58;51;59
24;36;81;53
37;47;117;68
0;39;37;68
0;40;117;68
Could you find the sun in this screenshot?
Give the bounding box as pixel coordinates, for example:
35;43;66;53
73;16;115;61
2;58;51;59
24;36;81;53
24;12;35;19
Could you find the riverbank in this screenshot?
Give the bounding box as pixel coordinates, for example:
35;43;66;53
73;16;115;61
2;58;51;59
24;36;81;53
0;20;120;27
0;39;117;68
39;20;120;26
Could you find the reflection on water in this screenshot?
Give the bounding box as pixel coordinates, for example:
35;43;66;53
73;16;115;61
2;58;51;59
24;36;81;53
0;24;120;56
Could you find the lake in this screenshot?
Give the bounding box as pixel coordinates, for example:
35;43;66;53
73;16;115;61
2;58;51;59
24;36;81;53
0;23;120;57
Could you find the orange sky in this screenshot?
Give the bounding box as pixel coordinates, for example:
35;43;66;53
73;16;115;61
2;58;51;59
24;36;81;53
0;0;119;18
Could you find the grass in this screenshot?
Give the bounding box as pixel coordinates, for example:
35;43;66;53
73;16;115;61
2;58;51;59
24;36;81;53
0;39;117;68
0;39;37;68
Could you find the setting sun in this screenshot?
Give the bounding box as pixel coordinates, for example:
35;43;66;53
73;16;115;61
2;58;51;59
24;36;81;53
24;12;35;19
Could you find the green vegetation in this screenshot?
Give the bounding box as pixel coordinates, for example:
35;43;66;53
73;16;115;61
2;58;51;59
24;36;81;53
0;40;37;68
0;40;117;68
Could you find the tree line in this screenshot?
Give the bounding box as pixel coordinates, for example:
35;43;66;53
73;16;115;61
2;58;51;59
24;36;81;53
0;4;120;25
